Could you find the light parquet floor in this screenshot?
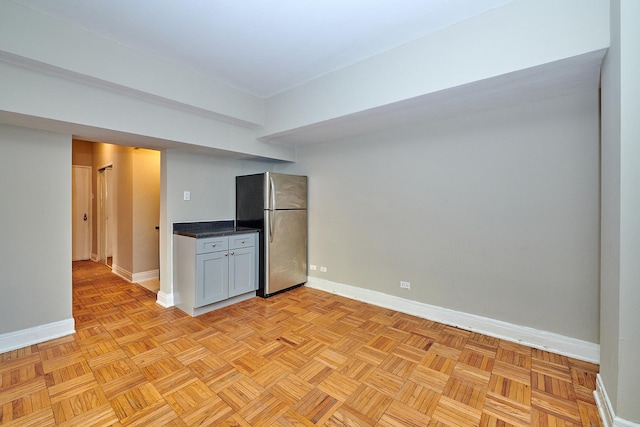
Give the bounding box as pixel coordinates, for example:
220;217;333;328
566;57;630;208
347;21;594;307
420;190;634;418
0;261;602;426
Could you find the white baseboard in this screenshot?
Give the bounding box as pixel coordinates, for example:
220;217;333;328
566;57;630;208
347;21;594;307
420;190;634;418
306;277;600;363
90;253;98;262
113;266;159;284
596;374;615;427
156;291;174;308
0;318;75;354
595;374;640;427
132;269;159;283
111;264;132;282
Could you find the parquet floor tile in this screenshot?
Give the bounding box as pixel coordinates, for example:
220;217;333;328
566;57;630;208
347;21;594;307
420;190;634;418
378;400;432;426
409;364;450;393
317;371;360;402
0;261;602;426
398;381;440;417
344;383;392;421
431;395;482;426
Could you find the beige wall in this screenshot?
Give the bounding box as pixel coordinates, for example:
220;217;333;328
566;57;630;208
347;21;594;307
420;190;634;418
133;148;161;273
72;140;93;166
90;142;161;277
280;89;600;343
0;124;72;334
115;146;134;274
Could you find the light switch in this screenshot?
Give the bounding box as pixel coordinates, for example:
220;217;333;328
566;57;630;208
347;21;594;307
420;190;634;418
183;191;191;201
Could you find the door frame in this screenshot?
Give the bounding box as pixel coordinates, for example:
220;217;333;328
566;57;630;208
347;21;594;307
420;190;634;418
97;164;114;267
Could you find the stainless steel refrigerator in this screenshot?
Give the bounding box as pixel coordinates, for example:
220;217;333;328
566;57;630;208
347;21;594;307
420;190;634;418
236;172;307;297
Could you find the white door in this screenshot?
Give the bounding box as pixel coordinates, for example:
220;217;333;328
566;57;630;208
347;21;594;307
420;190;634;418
72;165;91;261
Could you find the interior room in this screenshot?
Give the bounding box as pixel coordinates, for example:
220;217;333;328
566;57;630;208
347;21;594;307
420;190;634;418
0;0;638;425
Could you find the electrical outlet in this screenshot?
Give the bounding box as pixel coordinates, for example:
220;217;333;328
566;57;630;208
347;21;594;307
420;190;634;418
320;266;327;273
183;191;191;201
400;281;410;290
310;265;317;271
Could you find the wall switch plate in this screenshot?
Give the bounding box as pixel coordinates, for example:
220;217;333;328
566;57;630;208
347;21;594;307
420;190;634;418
320;266;327;273
183;191;191;201
400;281;410;289
310;265;317;271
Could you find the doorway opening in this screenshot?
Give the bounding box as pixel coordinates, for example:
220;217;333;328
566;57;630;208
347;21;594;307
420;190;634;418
97;165;114;268
72;142;161;294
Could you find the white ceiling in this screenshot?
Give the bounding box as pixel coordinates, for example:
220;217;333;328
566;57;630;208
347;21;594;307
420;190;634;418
13;0;514;98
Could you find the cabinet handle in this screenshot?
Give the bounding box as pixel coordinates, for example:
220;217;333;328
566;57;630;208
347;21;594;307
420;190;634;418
241;240;245;244
224;252;228;256
211;243;216;247
230;251;235;256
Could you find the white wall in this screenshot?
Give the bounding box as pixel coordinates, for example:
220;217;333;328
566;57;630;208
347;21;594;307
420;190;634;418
0;125;73;338
600;0;622;412
599;0;640;423
280;89;600;343
616;0;640;416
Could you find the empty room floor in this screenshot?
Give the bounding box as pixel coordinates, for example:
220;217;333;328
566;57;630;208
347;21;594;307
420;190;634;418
0;261;602;426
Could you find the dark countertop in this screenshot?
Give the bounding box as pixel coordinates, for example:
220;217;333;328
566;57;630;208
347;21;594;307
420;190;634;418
173;220;260;238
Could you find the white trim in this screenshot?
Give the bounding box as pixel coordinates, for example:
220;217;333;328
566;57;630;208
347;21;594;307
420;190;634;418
111;264;133;282
595;374;640;427
156;291;174;308
132;269;159;283
90;252;98;262
0;318;75;354
111;266;160;284
306;277;600;363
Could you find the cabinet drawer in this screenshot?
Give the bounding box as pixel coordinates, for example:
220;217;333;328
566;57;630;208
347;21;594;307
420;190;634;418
196;237;228;254
230;233;256;249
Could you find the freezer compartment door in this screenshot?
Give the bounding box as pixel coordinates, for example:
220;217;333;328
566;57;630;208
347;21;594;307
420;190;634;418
264;209;307;294
236;174;265;223
265;173;307;210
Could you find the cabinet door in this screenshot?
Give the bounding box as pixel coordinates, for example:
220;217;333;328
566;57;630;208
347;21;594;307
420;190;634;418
229;246;256;298
195;251;229;307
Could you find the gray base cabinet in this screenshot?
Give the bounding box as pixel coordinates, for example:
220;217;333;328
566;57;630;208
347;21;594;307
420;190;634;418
174;232;257;316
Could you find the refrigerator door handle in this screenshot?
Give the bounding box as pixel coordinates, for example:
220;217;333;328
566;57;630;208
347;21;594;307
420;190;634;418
270;176;276;211
269;176;275;243
269;211;275;243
